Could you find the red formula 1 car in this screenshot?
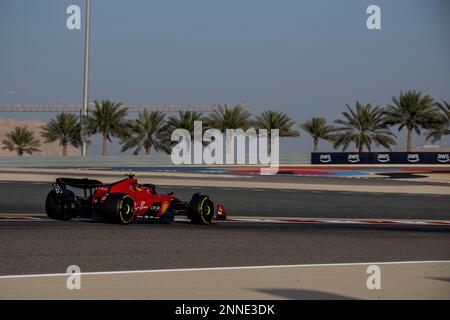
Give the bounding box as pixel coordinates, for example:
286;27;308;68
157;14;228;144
45;174;224;224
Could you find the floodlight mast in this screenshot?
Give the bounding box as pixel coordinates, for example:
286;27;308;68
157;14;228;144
81;0;91;156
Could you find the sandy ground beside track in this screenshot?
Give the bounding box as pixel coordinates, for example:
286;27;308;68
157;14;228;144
0;169;449;195
1;262;449;300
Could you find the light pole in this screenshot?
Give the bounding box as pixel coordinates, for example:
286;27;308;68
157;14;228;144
81;0;91;156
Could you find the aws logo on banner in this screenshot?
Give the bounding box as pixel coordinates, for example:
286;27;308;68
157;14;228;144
347;154;360;163
407;154;420;163
376;153;390;163
319;154;332;163
437;154;450;163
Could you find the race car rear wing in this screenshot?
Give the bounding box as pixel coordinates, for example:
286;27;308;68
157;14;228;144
53;177;104;199
55;177;103;189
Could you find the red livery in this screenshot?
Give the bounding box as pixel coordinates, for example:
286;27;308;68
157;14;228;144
45;174;221;224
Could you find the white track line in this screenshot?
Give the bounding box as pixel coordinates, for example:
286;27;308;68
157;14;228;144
225;217;450;226
0;214;449;225
1;260;449;280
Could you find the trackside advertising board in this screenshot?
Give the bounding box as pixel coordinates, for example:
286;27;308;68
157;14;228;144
311;152;450;165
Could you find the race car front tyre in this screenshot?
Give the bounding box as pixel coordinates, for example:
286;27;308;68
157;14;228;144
45;190;71;221
189;194;214;225
104;193;135;224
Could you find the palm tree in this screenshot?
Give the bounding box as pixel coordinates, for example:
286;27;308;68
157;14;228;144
2;126;41;156
207;104;253;155
120;110;168;155
300;117;335;152
254;111;299;153
383;90;440;152
333;102;396;152
87;100;128;156
206;105;252;131
165;111;205;136
41;113;81;156
426;100;450;143
160;111;206;150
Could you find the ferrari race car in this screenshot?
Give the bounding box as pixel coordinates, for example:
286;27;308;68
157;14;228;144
45;174;225;224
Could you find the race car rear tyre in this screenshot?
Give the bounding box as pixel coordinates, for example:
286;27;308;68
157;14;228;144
104;193;135;224
45;190;71;221
189;194;214;225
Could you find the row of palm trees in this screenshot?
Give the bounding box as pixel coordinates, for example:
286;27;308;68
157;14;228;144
2;90;450;156
303;92;449;152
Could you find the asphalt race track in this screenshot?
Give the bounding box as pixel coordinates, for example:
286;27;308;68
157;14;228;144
0;179;449;278
1;181;450;219
0;178;450;298
1;220;450;276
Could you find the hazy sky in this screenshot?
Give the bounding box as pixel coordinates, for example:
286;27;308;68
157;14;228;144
1;0;449;154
